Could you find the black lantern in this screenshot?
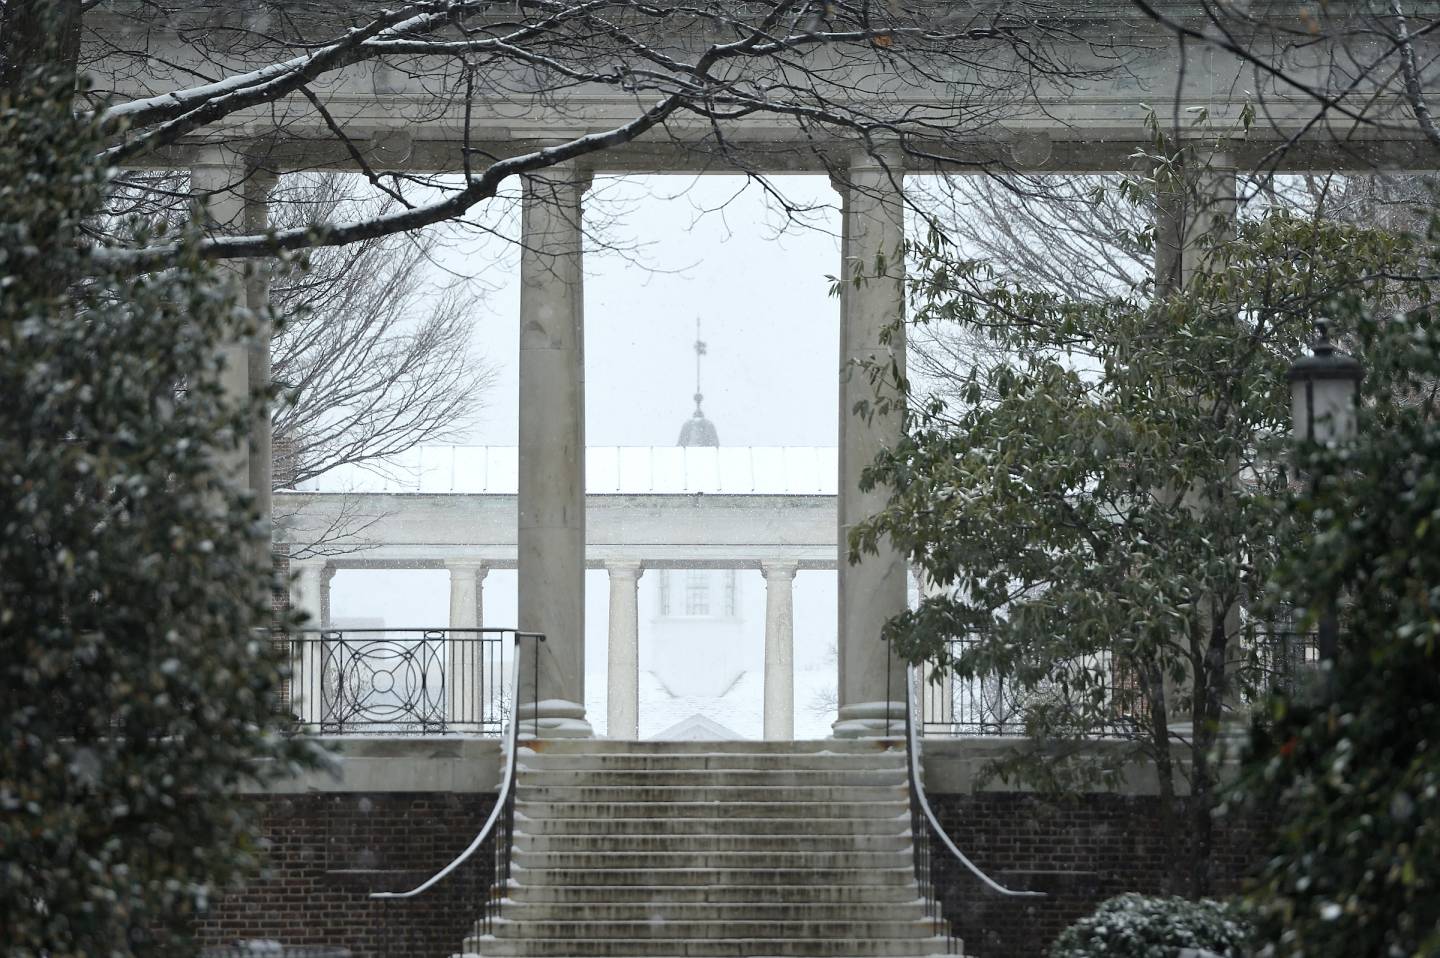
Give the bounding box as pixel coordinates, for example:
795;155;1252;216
1286;320;1364;444
1285;320;1365;668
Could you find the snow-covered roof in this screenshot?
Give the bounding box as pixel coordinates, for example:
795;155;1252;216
297;446;838;496
651;714;745;741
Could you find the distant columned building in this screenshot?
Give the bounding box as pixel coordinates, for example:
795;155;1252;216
645;320;750;738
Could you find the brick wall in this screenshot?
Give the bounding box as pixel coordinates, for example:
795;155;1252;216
926;792;1271;958
195;792;498;958
197;785;1266;958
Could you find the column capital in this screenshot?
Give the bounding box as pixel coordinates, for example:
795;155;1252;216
605;560;644;580
827;146;905;196
444;558;491;579
247;167;280;200
192;148;278;231
524;159;594;195
192;143;247;173
760;560;799;581
849;141;906;176
291;556;331;576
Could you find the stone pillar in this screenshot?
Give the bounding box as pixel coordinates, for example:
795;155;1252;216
605;561;642;740
762;561;798;741
445;560;488;728
245;174;278;546
833;148;909;738
289;558;331;724
1154;149;1237;297
516;161;593;738
446;559;487;629
1154;152;1240;724
191;150;278;563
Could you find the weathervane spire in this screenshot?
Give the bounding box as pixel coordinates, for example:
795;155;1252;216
677;316;719;447
693;316;707;415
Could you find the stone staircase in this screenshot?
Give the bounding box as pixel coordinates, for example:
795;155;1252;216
464;740;954;958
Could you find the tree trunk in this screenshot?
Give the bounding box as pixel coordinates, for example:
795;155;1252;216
1140;658;1183;896
1187;606;1232;898
0;0;82;99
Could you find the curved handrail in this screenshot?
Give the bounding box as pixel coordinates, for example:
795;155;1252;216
904;664;1045;900
369;629;544;901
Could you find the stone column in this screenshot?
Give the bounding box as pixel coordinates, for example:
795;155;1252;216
191;150;278;563
446;559;487;629
605;561;642;740
1154;149;1237;297
445;560;488;728
832;148;909;738
516;161;593;738
762;561;798;741
1154;153;1240;723
245;174;278;547
289;558;331;724
191;151;275;504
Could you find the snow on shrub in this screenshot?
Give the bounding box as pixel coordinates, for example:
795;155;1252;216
1049;893;1253;958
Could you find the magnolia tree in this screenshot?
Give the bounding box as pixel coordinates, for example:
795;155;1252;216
0;77;323;956
852;150;1425;896
1238;301;1440;956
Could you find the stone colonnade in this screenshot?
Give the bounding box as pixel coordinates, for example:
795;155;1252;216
285;556;811;739
502;148;907;738
230;145;1234;739
490;151;906;737
265;146;910;739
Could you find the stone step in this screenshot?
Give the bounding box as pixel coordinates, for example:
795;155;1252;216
485;919;944;940
513;833;913;853
503;885;926;906
467;936;950;956
486;742;945;958
513;850;913;871
513;815;910;837
516;785;907;804
519;741;903;756
518;769;907;788
522;753;906;772
514;801;907;821
494;902;931;923
510;866;920;888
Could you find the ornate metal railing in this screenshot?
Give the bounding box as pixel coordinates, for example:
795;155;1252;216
1253;627;1321;696
370;631;544;956
287;628;512;735
916;627;1320;738
904;665;1045;953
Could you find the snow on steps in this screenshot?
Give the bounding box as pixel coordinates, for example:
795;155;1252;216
460;740;958;958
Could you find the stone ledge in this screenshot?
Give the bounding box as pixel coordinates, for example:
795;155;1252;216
245;737;504;794
919;735;1245;795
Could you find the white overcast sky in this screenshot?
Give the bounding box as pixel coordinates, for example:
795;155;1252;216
428;173;845;449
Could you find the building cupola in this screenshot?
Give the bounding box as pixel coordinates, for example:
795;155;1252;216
677;317;719;447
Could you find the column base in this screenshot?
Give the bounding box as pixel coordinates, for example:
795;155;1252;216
832;701;906;739
515;699;594;739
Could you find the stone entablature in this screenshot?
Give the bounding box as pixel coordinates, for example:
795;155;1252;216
277;489;836;568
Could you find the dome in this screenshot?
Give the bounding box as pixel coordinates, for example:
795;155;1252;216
678;394;720;447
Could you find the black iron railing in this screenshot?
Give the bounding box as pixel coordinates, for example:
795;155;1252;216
370;630;544;956
903;665;1044;952
1253;628;1321;696
287;628;511;735
916;628;1320;738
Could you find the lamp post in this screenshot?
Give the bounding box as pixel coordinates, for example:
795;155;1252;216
1286;320;1364;665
